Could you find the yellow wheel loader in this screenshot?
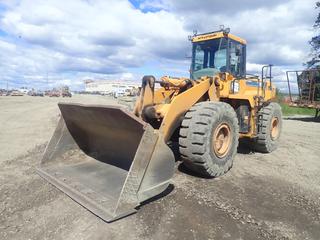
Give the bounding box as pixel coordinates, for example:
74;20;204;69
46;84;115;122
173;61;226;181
37;29;282;222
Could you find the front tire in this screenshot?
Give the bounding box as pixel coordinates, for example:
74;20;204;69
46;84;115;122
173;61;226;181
179;101;239;177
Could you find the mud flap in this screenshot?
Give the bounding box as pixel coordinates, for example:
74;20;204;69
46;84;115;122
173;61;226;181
37;103;175;222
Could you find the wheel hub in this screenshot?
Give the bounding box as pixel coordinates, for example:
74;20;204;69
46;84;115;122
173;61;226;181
270;117;279;140
212;123;232;158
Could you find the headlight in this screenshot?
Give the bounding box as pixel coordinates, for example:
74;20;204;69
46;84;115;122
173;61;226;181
231;80;239;93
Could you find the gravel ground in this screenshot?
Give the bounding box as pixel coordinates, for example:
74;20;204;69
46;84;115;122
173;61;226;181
0;95;320;240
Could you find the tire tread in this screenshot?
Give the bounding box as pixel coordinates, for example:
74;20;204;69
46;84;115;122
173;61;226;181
179;101;239;177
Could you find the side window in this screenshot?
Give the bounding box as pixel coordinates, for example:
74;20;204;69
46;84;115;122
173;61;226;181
229;41;244;77
194;45;204;71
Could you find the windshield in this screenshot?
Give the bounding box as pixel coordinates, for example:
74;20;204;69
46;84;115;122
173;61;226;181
191;38;227;79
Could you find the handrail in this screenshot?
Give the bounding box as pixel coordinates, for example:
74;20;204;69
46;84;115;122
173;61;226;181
261;64;273;99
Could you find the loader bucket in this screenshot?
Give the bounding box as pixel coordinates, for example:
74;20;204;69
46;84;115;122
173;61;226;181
37;103;175;222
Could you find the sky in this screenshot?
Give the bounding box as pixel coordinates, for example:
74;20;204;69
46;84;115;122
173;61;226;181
0;0;318;91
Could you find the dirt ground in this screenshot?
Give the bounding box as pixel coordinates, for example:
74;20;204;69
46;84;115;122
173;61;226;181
0;95;320;240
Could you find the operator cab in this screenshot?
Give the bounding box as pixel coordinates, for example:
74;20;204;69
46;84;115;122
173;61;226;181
190;29;246;80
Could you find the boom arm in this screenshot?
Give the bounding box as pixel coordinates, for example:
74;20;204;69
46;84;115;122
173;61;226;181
134;76;215;141
160;79;211;141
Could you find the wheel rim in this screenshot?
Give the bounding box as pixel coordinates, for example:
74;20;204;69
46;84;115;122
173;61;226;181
212;123;232;158
270;117;279;140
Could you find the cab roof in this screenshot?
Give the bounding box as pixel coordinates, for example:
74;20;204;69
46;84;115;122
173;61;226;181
191;31;247;45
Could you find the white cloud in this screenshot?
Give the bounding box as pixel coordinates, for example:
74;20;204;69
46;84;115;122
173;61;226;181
0;0;318;91
0;0;190;89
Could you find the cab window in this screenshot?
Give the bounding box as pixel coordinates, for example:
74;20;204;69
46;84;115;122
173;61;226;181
229;40;245;77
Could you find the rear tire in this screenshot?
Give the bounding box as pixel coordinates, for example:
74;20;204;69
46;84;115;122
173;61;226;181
179;102;239;177
254;102;282;153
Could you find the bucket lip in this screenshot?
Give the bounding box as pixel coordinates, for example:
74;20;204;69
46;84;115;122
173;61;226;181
57;102;147;126
36;166;137;222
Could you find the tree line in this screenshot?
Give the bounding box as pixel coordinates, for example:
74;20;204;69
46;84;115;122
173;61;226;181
306;1;320;68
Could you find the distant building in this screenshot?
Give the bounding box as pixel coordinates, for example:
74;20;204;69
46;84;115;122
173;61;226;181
18;87;29;94
84;80;140;96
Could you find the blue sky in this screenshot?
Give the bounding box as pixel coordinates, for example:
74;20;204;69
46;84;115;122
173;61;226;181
0;3;7;37
128;0;164;12
0;0;318;91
